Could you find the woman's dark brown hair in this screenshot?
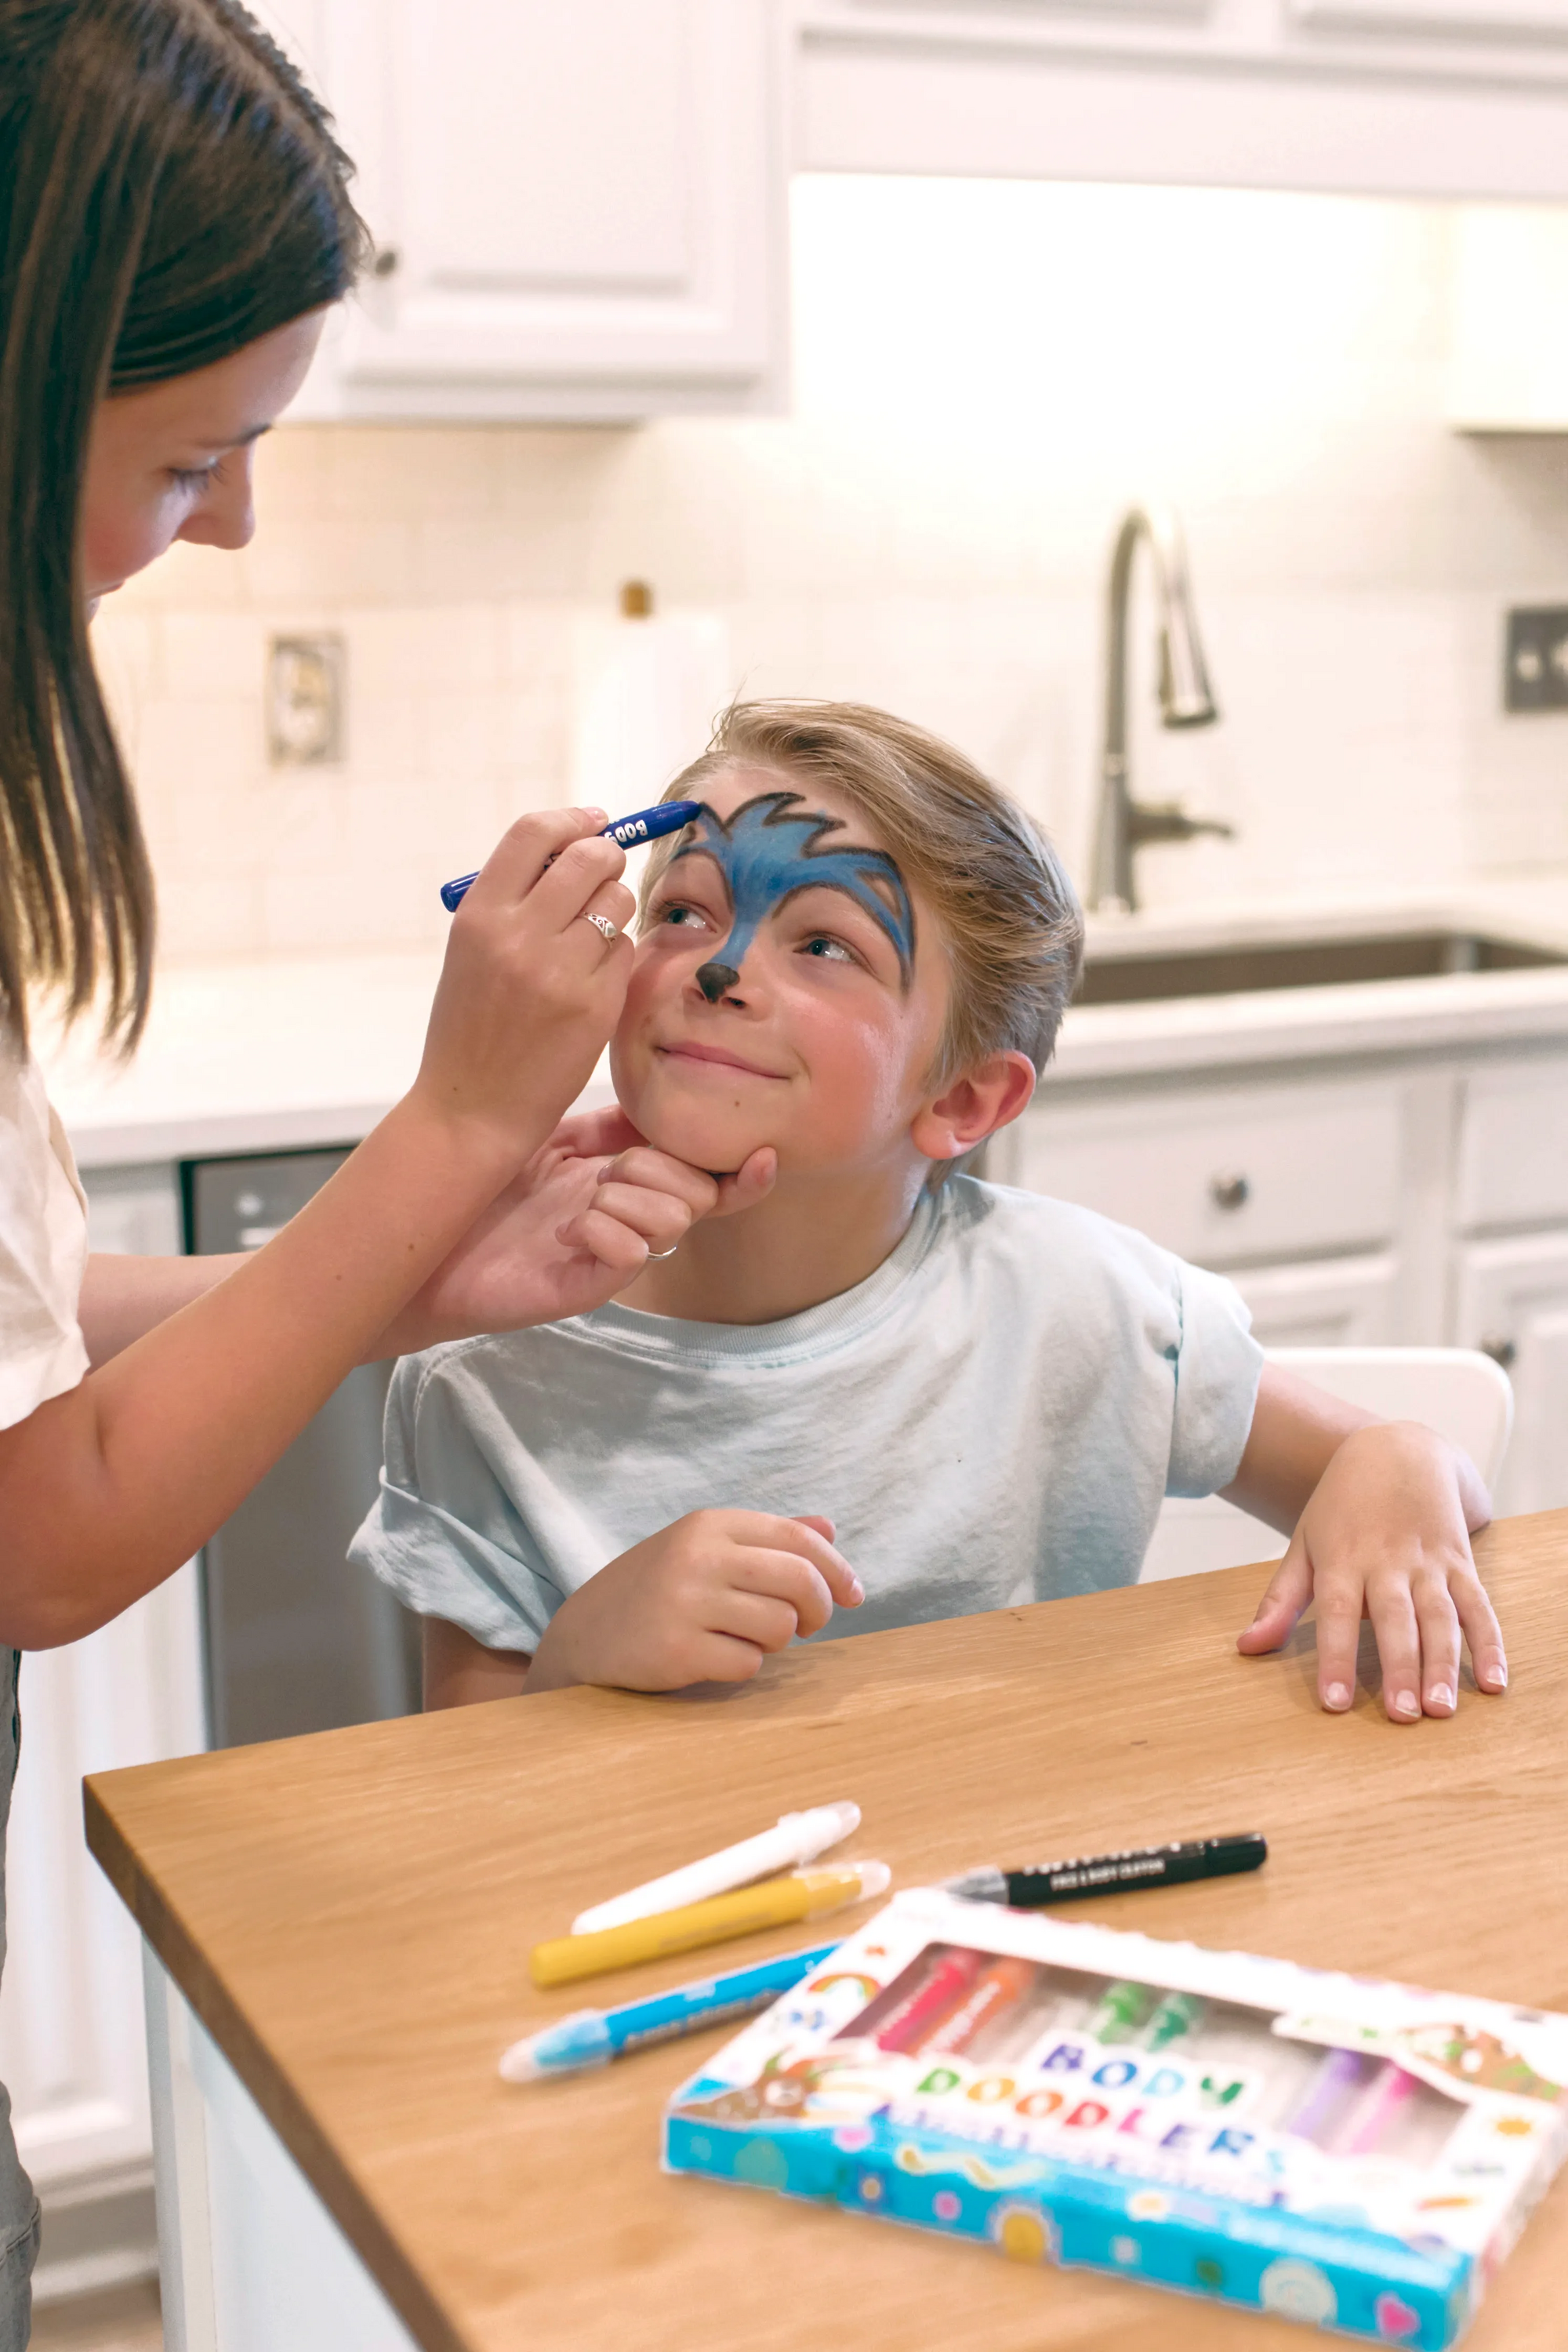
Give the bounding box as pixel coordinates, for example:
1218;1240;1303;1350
0;0;367;1050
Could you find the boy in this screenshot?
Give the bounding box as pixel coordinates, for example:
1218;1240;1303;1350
352;703;1505;1726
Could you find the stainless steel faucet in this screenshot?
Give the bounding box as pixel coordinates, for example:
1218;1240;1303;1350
1089;506;1233;913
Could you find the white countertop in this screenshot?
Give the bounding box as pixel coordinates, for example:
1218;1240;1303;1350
42;952;466;1169
40;876;1568;1167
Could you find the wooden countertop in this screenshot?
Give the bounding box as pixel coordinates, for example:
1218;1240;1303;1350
87;1512;1568;2352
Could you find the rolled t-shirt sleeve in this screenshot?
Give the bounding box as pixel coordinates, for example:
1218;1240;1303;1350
350;1352;564;1653
1164;1258;1264;1498
0;1053;89;1432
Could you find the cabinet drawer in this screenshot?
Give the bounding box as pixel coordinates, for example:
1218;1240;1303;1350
1228;1254;1399;1348
1457;1058;1568;1231
1454;1229;1568;1514
1006;1080;1402;1266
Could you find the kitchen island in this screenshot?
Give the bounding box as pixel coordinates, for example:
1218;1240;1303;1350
23;877;1568;2283
85;1509;1568;2352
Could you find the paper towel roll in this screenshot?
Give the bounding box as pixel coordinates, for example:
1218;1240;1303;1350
571;593;731;811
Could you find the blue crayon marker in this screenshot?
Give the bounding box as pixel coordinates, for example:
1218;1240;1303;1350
439;798;702;913
670;791;916;1004
498;1940;841;2083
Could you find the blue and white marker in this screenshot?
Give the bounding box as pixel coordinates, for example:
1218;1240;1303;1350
440;798;702;914
499;1940;841;2083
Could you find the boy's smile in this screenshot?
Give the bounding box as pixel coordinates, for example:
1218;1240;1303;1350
655;1038;790;1082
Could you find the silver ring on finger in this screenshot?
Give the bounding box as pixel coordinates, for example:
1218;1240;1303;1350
583;911;619;942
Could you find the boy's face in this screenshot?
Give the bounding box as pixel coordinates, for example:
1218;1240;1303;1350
612;768;951;1178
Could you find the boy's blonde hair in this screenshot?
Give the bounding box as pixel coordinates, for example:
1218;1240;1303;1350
641;701;1084;1084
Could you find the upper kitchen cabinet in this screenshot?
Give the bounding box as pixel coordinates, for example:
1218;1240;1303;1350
256;0;788;422
1446;204;1568;430
797;1;1568;201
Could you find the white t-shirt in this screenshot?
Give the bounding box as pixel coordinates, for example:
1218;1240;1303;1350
0;1041;89;1432
0;1036;82;2282
351;1177;1264;1653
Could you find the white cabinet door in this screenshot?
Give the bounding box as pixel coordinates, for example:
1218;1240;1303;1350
1448;203;1568;432
1229;1254;1399;1348
800;1;1568;199
1455;1232;1568;1514
1;1575;205;2208
1454;1053;1568;1231
271;0;786;422
1294;0;1568;31
0;1167;206;2222
146;1961;421;2352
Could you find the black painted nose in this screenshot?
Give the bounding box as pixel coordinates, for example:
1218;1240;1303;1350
695;961;741;1004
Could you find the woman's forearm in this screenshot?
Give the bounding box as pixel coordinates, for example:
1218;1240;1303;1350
82;1250;416;1369
79;1251;245;1366
0;1095;519;1648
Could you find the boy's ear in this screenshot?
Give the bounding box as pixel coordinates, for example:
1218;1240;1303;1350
911;1051;1036;1164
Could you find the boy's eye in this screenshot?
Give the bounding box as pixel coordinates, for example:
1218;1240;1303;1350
168;463;218;494
658;902;713;933
801;935;855;965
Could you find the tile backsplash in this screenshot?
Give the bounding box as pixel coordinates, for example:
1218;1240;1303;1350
94;175;1568;967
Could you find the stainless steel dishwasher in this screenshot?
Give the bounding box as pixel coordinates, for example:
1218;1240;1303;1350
186;1147;421;1746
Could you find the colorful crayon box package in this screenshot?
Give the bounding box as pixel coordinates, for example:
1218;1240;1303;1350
662;1890;1568;2347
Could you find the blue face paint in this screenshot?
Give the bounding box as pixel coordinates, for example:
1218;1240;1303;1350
667;792;916;1004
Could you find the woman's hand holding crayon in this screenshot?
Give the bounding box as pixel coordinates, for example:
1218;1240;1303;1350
411;808;637;1170
524;1509;863;1694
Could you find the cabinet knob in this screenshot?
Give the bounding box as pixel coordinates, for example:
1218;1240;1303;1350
372;245;401;278
1480;1336;1517;1372
1208;1171;1250;1213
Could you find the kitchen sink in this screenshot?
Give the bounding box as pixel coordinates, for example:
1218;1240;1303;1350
1075;930;1568;1007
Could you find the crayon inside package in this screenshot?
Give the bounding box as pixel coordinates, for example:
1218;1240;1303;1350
662;1890;1568;2347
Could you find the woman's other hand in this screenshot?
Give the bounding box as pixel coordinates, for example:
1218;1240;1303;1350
378;1108;775;1351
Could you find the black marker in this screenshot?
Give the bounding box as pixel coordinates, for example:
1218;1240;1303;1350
943;1832;1266;1909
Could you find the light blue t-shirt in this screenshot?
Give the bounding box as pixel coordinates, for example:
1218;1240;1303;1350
351;1178;1263;1653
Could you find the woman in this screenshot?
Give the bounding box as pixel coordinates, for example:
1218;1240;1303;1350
0;6;753;2336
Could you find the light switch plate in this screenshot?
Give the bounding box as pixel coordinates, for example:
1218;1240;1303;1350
1504;607;1568;713
267;634;345;764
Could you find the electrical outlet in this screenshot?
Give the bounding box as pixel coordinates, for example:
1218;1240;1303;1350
1504;607;1568;713
267;633;345;765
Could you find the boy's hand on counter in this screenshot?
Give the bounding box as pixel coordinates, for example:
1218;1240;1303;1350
409;809;635;1168
1236;1421;1507;1722
522;1511;863;1695
376;1108;772;1350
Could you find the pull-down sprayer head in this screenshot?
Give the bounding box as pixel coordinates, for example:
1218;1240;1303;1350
1108;506;1218;746
1149;517;1218;731
1091;505;1229;912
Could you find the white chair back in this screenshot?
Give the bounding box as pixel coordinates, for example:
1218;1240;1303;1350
1140;1347;1515;1584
